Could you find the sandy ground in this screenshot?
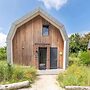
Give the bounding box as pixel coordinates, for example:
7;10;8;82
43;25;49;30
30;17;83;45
19;75;65;90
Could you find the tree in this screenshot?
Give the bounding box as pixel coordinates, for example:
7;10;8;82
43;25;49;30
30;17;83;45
80;33;90;51
69;32;90;54
69;33;81;53
0;47;7;60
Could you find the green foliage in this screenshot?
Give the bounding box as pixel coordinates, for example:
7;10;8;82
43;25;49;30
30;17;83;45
23;67;37;83
0;61;6;82
0;61;37;84
57;64;90;87
69;51;90;66
0;61;13;82
3;63;13;82
80;33;90;51
69;53;80;66
12;66;24;82
69;33;81;53
79;51;90;66
0;47;6;61
69;33;90;54
69;56;79;66
59;33;90;87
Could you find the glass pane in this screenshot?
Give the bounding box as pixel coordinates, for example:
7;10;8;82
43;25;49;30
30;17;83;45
42;25;49;36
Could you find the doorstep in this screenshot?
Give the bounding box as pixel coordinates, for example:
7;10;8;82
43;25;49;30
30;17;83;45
37;69;64;75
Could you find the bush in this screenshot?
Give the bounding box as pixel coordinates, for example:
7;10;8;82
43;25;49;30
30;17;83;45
69;57;79;66
0;61;5;82
57;64;90;87
3;63;13;82
69;53;78;58
69;53;80;66
0;61;37;84
0;47;7;61
12;66;24;82
23;67;37;83
79;51;90;66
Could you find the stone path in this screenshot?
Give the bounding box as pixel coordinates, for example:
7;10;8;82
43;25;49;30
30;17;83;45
19;75;64;90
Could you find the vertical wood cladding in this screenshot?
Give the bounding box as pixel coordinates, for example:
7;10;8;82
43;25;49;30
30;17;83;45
12;15;64;68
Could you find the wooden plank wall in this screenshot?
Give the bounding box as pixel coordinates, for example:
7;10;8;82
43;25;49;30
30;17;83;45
12;15;64;68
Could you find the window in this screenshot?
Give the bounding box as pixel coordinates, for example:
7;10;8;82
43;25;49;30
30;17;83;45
42;25;49;36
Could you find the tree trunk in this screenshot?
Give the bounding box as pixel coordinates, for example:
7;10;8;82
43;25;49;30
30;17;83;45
65;86;90;90
0;81;30;90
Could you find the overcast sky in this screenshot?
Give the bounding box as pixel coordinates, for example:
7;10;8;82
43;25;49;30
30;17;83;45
0;0;90;47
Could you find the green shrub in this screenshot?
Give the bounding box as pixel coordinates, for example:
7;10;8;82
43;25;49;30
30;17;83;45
0;62;13;83
69;57;79;66
4;63;13;81
79;51;90;66
57;64;90;87
0;61;37;84
12;66;24;82
69;53;78;58
0;61;5;82
11;66;37;83
69;53;80;66
23;66;37;83
0;47;6;61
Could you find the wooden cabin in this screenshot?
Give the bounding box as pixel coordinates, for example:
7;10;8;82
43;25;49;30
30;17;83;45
7;8;69;70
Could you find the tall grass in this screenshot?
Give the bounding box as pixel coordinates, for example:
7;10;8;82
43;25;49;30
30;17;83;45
0;61;37;84
57;64;90;87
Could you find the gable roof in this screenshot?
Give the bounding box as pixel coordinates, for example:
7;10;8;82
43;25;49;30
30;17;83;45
7;8;68;41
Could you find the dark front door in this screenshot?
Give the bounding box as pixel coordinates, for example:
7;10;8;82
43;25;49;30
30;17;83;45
39;47;47;70
50;47;57;69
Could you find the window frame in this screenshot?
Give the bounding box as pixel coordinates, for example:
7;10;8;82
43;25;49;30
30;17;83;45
42;25;49;36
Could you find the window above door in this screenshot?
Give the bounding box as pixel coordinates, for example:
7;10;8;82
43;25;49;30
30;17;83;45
42;25;49;36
